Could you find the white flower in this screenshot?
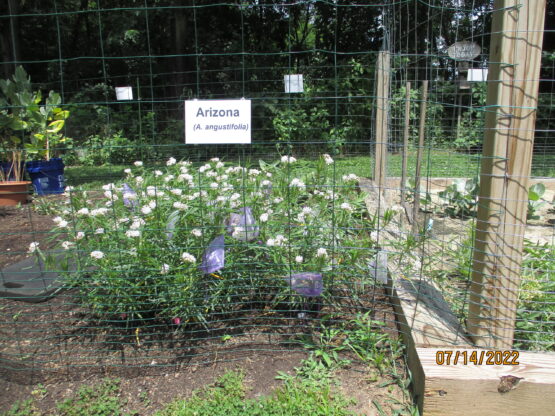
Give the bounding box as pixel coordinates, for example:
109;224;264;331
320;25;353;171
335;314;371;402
166;157;177;166
210;182;219;189
215;161;224;169
230;193;241;201
181;252;196;263
61;241;74;250
281;155;297;163
123;191;137;200
90;250;104;259
370;231;379;241
91;208;109;217
65;186;75;192
102;183;116;191
77;207;90;216
28;242;39;253
205;170;217;177
180;166;189;174
75;231;85;240
161;264;170;274
273;197;283;204
248;169;260;176
260;213;269;222
134;161;143;167
173;201;188;210
179;160;192;166
295;255;303;263
266;238;276;247
141;206;152;215
148;200;157;209
275;235;287;245
302;206;313;215
316;248;328;258
342;173;359;182
57;219;69;228
95;228;105;234
210;157;220;162
135;176;144;184
323;154;334;165
118;217;130;224
340;202;353;212
261;180;272;187
178;173;194;182
104;190;119;200
130;218;145;229
191;229;202;237
266;172;272;178
154;170;163;177
164;175;175;182
289;178;305;189
199;164;211;173
124;168;132;174
126;230;141;238
171;188;183;196
53;216;63;224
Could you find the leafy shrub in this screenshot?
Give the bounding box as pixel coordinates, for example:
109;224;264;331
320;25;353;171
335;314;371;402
514;241;555;351
74;132;148;166
47;155;376;326
527;182;546;220
438;177;479;217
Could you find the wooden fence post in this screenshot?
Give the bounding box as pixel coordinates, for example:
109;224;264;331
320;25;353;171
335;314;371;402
400;82;411;208
374;51;391;191
412;80;428;234
467;0;546;349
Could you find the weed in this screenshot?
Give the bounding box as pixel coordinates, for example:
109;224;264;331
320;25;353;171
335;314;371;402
56;378;126;416
527;183;546;220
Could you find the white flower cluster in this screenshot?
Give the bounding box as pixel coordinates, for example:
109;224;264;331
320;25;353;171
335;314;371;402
181;252;196;263
342;173;359;182
323;154;334;165
280;155;297;163
267;234;287;247
289;178;306;189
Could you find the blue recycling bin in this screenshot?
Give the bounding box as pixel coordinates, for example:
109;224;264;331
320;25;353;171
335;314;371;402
25;158;66;195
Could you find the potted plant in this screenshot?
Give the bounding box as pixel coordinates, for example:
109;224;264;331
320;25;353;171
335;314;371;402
24;89;70;195
0;67;33;206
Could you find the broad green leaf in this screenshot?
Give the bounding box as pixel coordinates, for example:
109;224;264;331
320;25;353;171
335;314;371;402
47;119;65;133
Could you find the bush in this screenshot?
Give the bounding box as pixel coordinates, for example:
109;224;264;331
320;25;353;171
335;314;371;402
74;132;148;166
47;155;377;326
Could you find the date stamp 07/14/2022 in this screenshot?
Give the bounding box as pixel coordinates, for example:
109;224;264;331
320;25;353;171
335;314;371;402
435;350;520;366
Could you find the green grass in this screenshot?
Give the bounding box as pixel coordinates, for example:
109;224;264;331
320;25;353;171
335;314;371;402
62;150;553;191
157;371;355;416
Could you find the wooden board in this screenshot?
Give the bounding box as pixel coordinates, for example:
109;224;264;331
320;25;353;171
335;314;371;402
420;348;555;416
373;51;390;191
468;0;547;349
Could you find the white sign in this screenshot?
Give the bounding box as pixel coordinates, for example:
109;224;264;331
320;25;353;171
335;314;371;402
467;68;489;82
185;99;251;144
115;86;133;100
448;41;481;60
284;74;304;93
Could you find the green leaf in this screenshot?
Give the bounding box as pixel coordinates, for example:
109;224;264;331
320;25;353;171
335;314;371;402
47;119;65;133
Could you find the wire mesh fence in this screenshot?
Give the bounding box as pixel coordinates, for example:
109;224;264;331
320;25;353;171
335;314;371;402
0;0;553;383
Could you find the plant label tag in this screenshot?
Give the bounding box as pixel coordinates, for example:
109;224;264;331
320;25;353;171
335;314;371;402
284;74;303;93
185;99;251;144
467;68;488;82
115;86;133;100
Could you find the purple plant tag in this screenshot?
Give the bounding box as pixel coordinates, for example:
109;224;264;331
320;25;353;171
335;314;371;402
122;183;138;208
286;272;323;297
225;207;259;241
199;235;225;274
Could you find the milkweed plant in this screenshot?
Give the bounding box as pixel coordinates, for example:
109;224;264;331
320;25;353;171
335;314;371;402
45;154;382;327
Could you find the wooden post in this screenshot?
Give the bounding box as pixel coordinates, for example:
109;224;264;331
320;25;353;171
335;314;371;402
400;82;411;207
373;51;390;191
412;80;428;234
468;0;546;349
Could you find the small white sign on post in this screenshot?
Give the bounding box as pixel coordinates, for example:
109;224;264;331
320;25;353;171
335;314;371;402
115;86;133;100
185;99;251;144
467;68;489;82
448;41;481;61
284;74;304;93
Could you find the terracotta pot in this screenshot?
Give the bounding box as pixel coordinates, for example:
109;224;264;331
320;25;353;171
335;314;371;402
0;181;31;206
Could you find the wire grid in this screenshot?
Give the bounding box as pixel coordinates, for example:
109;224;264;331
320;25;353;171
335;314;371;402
0;0;553;379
